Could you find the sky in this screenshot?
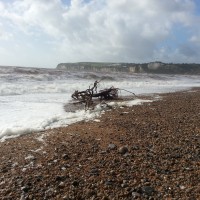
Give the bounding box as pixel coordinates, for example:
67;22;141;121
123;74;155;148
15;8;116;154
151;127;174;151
0;0;200;68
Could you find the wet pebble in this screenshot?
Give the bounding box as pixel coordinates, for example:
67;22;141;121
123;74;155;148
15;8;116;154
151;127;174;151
118;146;128;154
56;184;64;191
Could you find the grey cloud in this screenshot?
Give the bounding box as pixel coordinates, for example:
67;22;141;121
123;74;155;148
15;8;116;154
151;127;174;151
1;0;200;67
179;43;199;58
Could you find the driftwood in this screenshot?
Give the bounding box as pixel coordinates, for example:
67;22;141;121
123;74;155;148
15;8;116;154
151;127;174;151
71;81;119;110
71;81;136;110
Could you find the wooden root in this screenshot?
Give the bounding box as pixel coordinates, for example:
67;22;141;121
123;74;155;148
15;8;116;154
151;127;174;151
71;81;119;110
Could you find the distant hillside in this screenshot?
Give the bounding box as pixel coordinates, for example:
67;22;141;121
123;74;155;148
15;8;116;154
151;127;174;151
56;62;200;75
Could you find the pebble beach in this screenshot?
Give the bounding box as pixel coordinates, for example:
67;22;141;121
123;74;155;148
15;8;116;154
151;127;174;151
0;88;200;199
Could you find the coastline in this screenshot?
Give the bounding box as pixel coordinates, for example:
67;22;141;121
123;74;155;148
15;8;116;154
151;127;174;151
0;88;200;199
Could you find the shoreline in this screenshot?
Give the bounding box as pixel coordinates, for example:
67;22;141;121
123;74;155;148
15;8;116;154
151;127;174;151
0;88;200;199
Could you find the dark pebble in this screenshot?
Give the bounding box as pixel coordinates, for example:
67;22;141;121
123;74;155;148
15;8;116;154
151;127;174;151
55;175;67;182
62;154;70;160
141;186;155;196
21;186;30;193
105;180;114;186
90;168;99;175
72;180;79;187
119;146;128;154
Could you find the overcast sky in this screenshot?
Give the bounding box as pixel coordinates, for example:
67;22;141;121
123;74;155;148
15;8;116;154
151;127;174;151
0;0;200;68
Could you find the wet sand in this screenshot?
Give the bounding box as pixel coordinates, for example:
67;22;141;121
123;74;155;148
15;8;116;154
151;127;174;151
0;88;200;199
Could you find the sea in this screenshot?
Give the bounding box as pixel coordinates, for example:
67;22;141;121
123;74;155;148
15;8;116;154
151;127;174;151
0;66;200;141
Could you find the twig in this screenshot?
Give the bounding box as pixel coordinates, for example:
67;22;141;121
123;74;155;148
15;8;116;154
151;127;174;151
118;89;138;97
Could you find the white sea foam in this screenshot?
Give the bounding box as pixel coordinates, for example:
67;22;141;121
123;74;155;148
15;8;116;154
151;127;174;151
0;66;200;141
108;99;153;107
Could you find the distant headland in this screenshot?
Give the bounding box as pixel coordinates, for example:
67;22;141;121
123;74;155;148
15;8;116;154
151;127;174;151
57;62;200;75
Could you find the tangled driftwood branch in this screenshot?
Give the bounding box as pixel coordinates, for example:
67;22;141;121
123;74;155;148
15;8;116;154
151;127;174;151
71;81;136;110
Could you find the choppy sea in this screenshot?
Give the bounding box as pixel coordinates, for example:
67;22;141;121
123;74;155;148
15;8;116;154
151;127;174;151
0;66;200;141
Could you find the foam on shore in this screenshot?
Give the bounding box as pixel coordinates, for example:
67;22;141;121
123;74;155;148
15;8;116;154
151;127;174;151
0;98;154;141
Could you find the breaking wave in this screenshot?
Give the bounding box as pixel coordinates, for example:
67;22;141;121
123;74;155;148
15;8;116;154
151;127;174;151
76;72;115;81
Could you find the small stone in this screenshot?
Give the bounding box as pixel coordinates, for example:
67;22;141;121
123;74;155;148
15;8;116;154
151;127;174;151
118;146;128;154
132;192;141;198
62;195;68;200
72;180;79;187
62;154;70;160
64;164;71;168
86;189;96;197
25;155;35;160
105;180;114;186
1;167;8;173
123;153;130;157
132;145;140;150
108;144;117;150
90;168;99;175
100;151;107;154
180;185;186;190
110;170;115;175
58;182;65;189
22;168;27;172
45;188;54;195
102;196;109;200
55;176;66;182
121;183;128;188
21;186;30;193
141;186;155;196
